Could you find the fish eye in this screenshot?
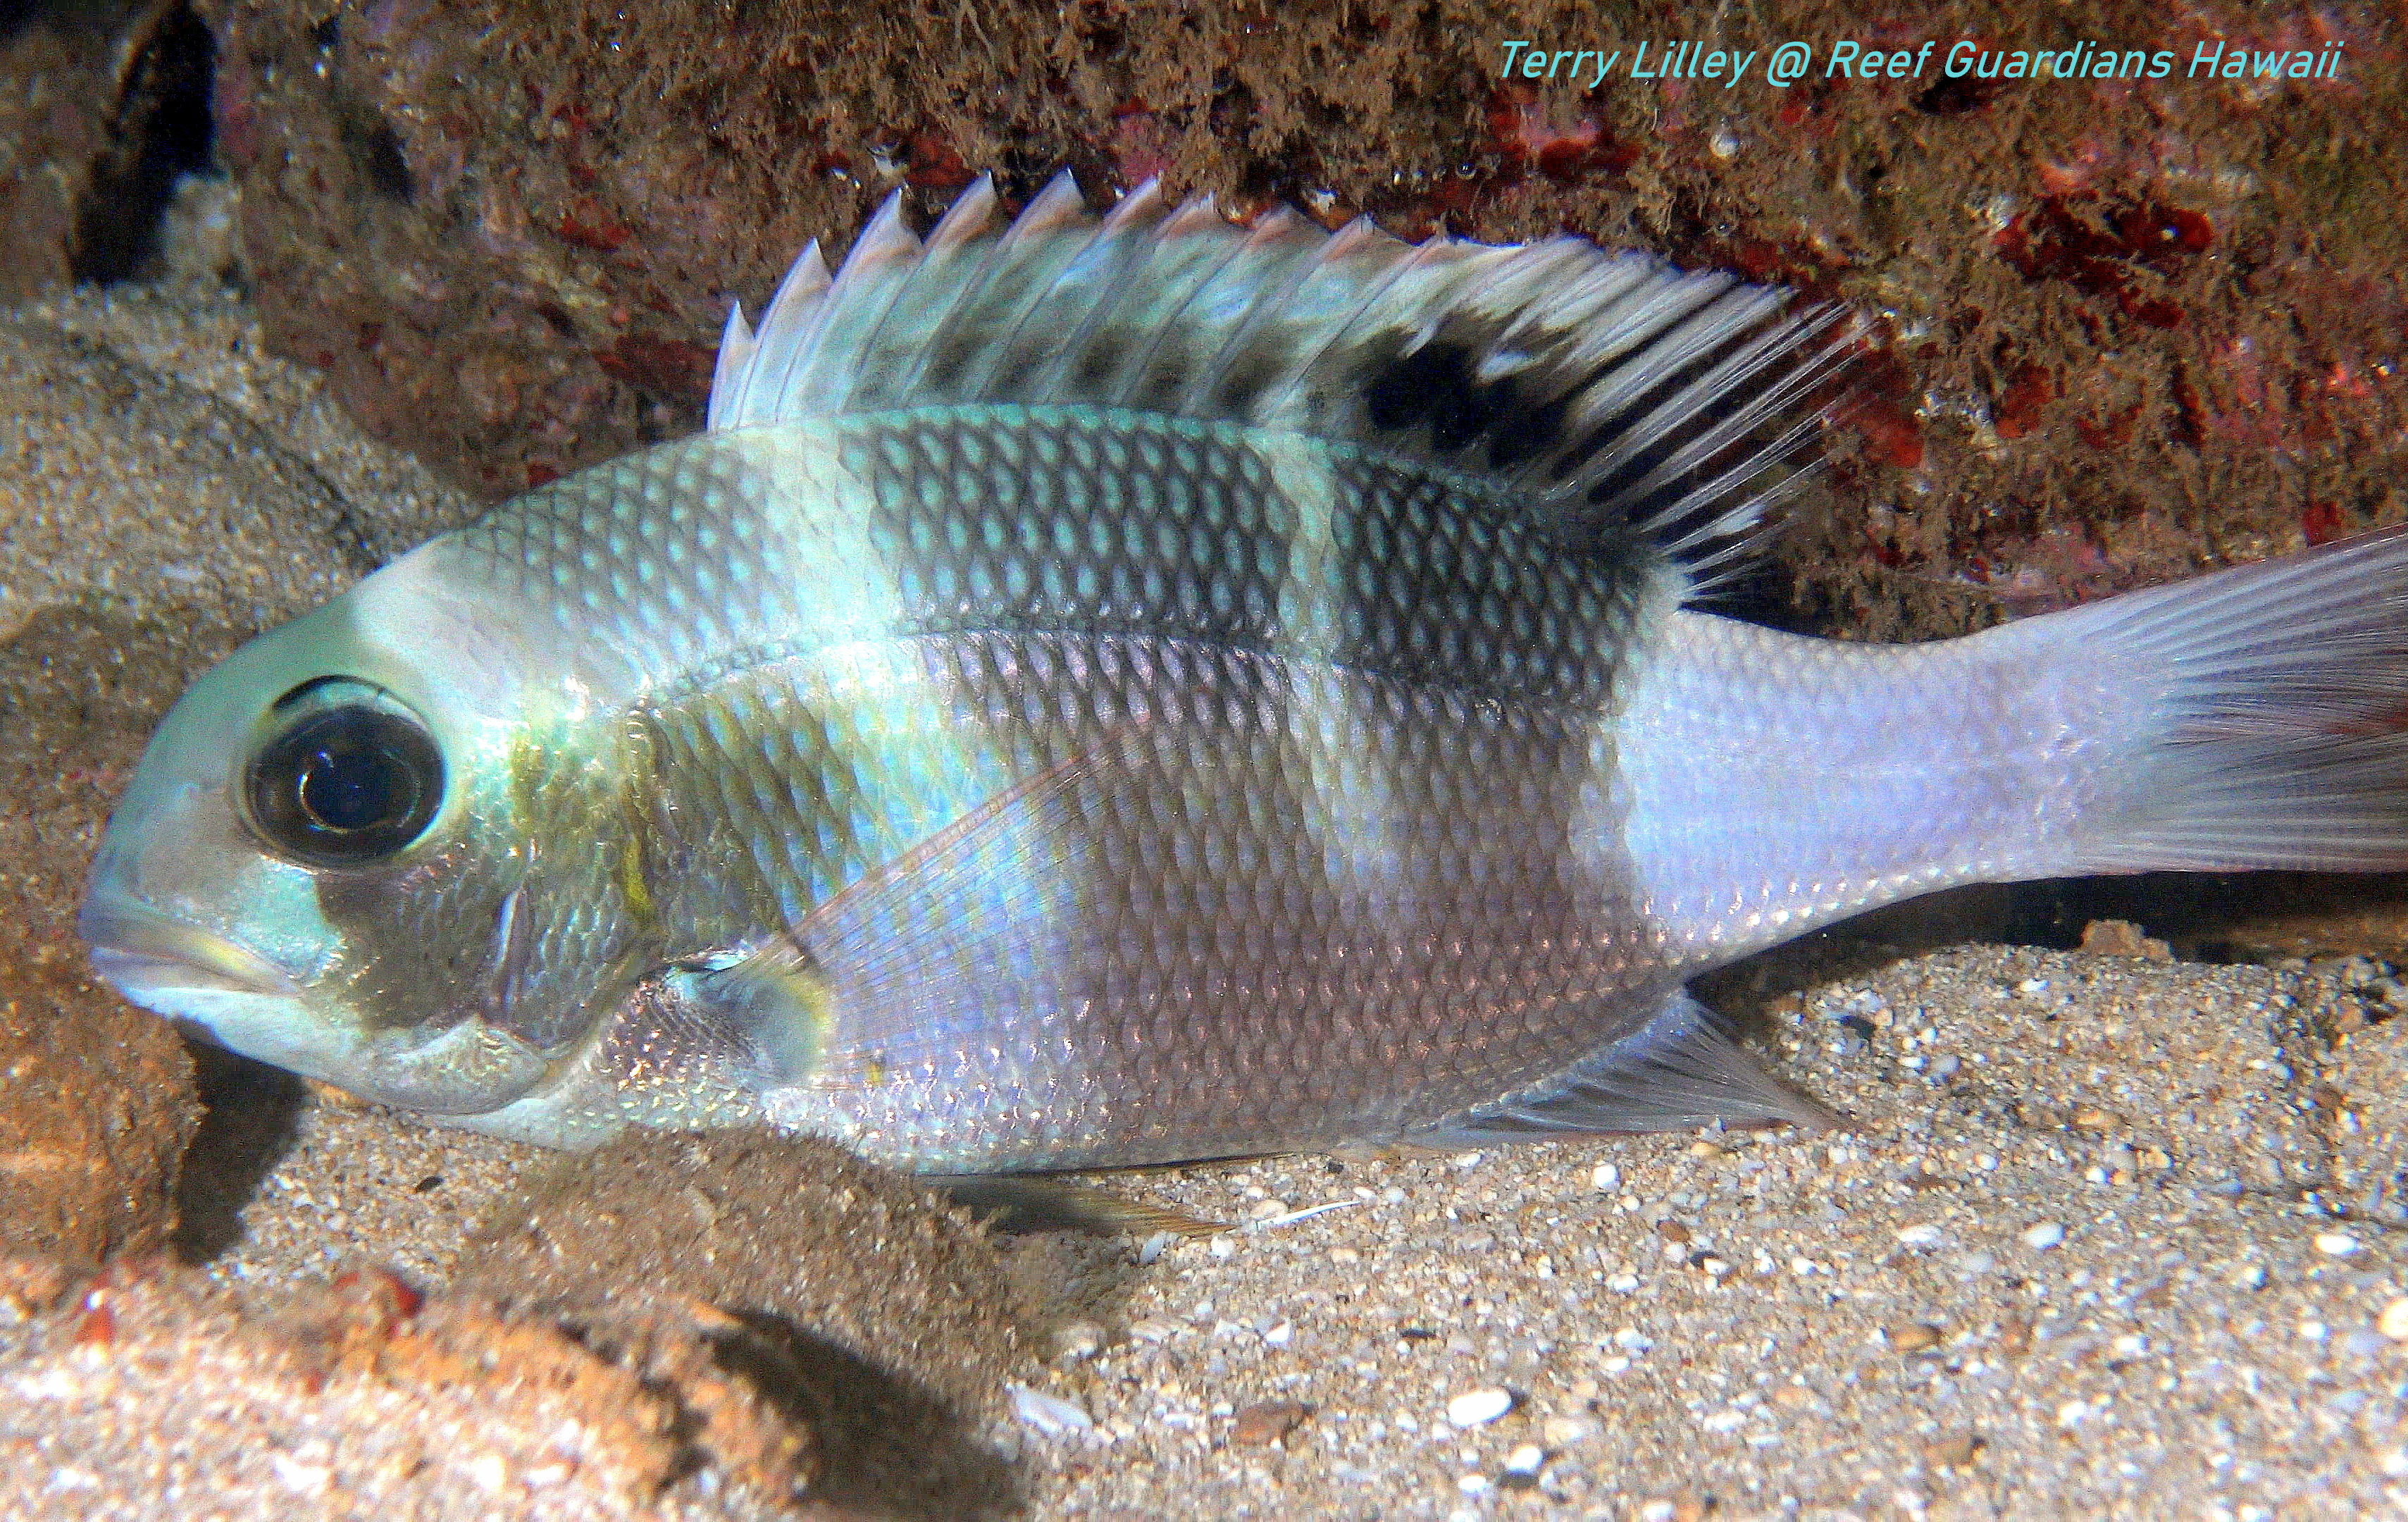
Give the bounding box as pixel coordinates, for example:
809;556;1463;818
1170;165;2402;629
245;694;445;867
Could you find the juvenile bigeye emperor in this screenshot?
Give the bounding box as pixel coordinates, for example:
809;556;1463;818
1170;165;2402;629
82;172;2408;1174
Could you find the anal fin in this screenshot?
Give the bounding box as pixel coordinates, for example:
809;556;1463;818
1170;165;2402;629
1403;991;1840;1148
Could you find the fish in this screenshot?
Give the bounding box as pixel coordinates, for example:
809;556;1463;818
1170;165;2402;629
80;170;2408;1175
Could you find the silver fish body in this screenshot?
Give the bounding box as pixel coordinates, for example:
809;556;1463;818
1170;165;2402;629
81;174;2408;1172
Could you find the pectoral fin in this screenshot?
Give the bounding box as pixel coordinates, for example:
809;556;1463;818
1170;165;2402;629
676;725;1154;1084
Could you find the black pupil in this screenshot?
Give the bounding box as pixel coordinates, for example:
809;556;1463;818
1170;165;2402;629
299;743;409;832
249;700;442;865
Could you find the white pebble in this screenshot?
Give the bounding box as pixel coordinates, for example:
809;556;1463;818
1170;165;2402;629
2314;1232;2361;1257
2378;1297;2408;1342
2021;1221;2066;1250
270;1454;333;1495
1503;1442;1544;1475
1446;1387;1515;1427
1541;1415;1597;1446
1456;1473;1489;1495
1895;1223;1944;1248
1591;1163;1620;1191
1052;1321;1105;1360
1008;1383;1093;1437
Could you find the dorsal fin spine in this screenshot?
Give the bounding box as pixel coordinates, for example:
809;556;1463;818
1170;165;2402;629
1173;209;1343;416
879;178;1022;401
793;190;924;416
1100;201;1266;409
1013;168;1091;235
1255;218;1427;419
1014;181;1176;401
706;170;1857;602
925;173;1001;251
936;171;1100;402
732;240;832;431
1156;190;1226;240
846;181;1013;409
705;299;756;431
1100;176;1167;233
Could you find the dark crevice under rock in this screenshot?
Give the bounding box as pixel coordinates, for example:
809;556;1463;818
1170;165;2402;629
68;1;218;283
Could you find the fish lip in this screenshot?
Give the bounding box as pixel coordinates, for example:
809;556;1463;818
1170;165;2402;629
78;893;302;1001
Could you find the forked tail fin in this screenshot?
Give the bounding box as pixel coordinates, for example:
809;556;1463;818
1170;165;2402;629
2018;526;2408;873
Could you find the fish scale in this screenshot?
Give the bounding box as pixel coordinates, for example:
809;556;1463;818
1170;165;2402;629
709;633;1666;1168
82;170;2408;1173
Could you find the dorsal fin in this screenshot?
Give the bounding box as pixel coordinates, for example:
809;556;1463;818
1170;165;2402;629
710;170;1858;594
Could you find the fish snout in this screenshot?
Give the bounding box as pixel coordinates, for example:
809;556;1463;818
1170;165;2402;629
77;888;304;1003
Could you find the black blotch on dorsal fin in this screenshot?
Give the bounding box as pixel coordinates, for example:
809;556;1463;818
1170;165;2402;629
712;171;1860;599
1351;296;1854;591
1363;338;1542;459
1487;388;1572;474
1365;341;1497;443
1432;359;1513;453
1360;340;1432;431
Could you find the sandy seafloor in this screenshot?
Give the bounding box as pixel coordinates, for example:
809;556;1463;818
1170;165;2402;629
4;231;2407;1521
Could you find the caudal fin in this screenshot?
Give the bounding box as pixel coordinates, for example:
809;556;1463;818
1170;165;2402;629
2028;526;2408;873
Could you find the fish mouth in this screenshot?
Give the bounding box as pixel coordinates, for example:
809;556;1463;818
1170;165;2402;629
78;893;302;1001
